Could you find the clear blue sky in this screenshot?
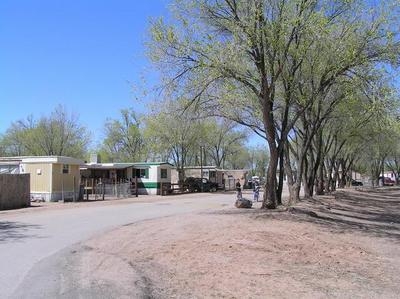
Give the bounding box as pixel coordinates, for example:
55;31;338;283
0;0;170;147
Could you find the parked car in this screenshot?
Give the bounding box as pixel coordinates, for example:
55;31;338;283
184;177;218;192
244;180;253;189
351;179;363;186
379;176;395;186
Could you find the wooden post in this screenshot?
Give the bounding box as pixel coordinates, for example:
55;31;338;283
94;179;98;200
86;179;89;201
200;145;204;192
91;178;94;200
135;176;138;197
73;176;76;202
61;176;64;202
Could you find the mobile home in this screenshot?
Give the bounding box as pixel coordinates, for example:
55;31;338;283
81;161;174;195
0;156;83;202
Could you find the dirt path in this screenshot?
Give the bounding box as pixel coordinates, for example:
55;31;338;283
74;188;400;298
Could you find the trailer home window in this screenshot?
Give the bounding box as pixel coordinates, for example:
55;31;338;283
135;168;148;179
62;164;69;174
161;168;168;179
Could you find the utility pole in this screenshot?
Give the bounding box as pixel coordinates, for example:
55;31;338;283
200;145;204;192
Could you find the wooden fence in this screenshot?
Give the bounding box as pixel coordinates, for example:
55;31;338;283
160;182;192;195
0;174;30;210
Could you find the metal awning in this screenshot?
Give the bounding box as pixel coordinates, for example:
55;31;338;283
81;163;148;170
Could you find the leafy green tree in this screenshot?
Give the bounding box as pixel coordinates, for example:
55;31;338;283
148;0;399;208
0;140;5;156
99;109;146;162
226;146;251;169
143;99;203;180
248;145;269;178
386;142;400;184
0;115;35;156
358;130;394;186
201;119;248;168
1;105;90;158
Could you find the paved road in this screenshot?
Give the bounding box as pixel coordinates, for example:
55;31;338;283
0;192;239;298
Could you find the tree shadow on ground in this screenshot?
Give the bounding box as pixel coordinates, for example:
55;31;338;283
201;208;258;216
0;221;44;243
282;189;400;242
208;188;400;242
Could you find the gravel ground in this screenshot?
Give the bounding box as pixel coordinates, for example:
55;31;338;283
70;188;400;298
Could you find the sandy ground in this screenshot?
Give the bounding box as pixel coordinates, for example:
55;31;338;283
66;187;400;299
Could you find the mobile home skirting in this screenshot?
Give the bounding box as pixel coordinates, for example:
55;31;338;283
31;191;80;202
137;182;161;195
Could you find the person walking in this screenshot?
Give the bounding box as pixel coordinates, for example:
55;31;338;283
253;181;260;202
236;179;242;199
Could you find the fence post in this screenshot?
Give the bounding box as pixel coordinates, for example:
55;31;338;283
117;181;120;198
73;176;76;202
85;179;89;201
95;179;98;200
135;176;138;197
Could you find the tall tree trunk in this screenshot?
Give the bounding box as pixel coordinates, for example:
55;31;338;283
285;139;307;204
261;84;278;209
178;167;185;183
302;152;314;198
315;131;325;195
327;158;338;193
316;162;325;195
339;176;346;188
263;143;278;209
303;177;312;198
276;147;284;205
331;161;339;191
288;183;301;205
284;142;301;205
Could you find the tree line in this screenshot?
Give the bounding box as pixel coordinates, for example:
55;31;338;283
147;0;400;208
0;104;268;179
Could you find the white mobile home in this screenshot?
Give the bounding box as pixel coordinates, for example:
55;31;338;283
81;161;174;195
133;162;174;195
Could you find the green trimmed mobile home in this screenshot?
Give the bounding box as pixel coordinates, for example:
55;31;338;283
81;161;174;195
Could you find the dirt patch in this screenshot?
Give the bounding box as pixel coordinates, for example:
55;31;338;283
76;189;400;298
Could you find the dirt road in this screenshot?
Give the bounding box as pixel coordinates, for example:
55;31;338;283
6;188;400;298
70;188;400;298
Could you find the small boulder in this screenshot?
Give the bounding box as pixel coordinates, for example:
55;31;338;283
235;198;252;208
